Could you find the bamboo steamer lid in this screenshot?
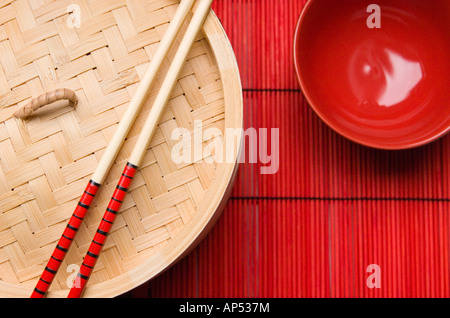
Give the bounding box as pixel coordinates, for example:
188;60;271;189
0;0;242;297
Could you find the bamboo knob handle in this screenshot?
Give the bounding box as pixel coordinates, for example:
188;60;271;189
14;88;78;119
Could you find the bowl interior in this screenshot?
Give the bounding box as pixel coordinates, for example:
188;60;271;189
294;0;450;149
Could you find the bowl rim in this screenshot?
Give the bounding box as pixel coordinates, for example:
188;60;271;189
293;0;450;150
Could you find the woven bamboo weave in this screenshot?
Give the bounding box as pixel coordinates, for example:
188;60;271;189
0;0;242;297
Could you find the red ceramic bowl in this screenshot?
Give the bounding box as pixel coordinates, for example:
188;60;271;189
294;0;450;149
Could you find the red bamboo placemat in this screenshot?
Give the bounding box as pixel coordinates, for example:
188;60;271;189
123;0;450;298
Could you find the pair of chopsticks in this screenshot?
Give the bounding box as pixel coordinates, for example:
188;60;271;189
31;0;213;298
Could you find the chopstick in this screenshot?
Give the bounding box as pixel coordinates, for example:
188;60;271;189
68;0;213;298
30;0;196;298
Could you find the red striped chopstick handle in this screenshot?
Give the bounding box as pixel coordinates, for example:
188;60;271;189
68;163;137;298
31;180;101;298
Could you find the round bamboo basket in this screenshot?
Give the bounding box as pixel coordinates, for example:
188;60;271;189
0;0;242;298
